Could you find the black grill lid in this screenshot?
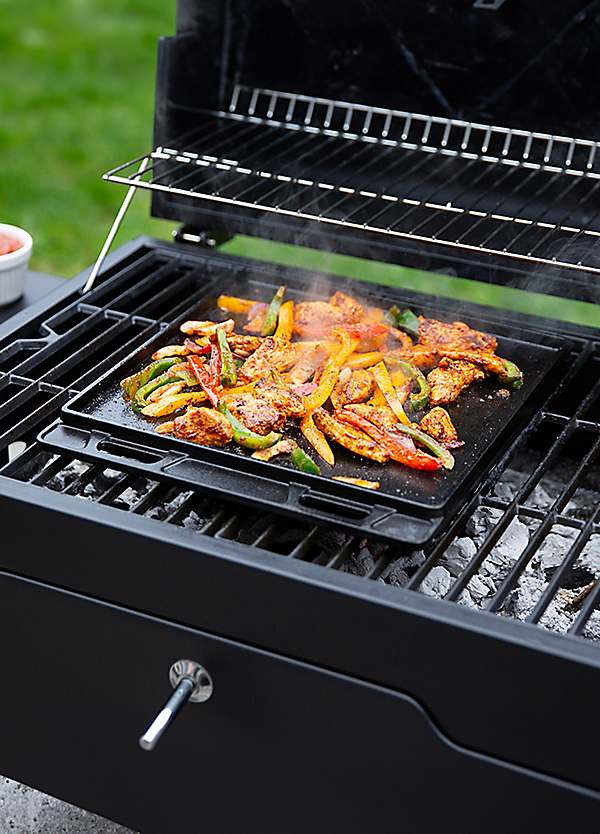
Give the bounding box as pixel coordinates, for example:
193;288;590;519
104;1;600;302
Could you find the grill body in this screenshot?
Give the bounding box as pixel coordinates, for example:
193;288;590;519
3;1;600;829
0;241;599;832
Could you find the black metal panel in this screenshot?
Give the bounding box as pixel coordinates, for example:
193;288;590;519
0;573;598;834
2;479;600;796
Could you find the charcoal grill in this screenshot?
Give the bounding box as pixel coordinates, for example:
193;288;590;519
1;3;600;832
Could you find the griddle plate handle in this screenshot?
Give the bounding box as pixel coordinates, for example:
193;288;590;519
288;483;394;527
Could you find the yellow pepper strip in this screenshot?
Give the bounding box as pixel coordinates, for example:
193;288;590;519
333;476;380;490
300;414;335;465
367;388;388;407
295;340;338;354
275;300;294;341
345;351;385;370
371;361;410;425
331;329;361;367
141;392;207;417
217;295;258;314
223;380;259;396
303;331;360;412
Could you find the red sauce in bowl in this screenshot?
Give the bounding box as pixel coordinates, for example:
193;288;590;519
0;235;24;256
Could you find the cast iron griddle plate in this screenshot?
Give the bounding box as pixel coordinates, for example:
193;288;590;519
55;272;566;543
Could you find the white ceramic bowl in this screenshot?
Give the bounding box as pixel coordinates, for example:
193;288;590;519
0;223;32;306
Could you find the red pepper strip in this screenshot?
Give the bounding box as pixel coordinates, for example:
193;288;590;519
291;381;318;396
343;323;388;339
336;410;441;471
208;344;222;386
188;355;220;408
184;338;211;356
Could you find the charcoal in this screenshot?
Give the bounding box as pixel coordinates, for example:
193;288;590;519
441;536;476;576
386;550;426;571
467;574;491;601
181;510;207;531
527;483;554;510
46;460;88;492
537;530;574;572
492;467;527;501
342;546;375;577
457;588;477;609
318;529;351;559
81;468;123;501
492;517;530;563
381;561;410;587
564;488;600;520
419;566;452;598
583;611;600;642
538;592;577;635
575;536;600;578
13;451;56;482
465;506;502;544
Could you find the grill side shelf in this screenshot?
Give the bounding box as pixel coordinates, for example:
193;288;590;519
37;421;441;545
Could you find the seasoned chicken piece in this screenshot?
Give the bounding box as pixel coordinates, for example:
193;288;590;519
251;438;296;461
180;319;235;336
221;393;285;435
227;334;262;358
420;407;463;448
419;317;497;354
293;301;347;338
171;407;233;446
427;359;485;405
287;344;329;385
256;382;306;419
435;349;523;387
389;328;414;349
313;408;388;462
238;337;297;382
330;369;374;410
345;402;397;429
389;344;438;369
330;291;365;323
243;302;267;334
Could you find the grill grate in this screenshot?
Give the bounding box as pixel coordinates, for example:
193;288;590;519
105;86;600;279
0;245;599;647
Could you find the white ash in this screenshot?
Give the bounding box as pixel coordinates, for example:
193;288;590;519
114;479;154;509
78;468;123;501
181;510;208;531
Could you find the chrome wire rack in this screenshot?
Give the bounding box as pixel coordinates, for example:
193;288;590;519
104;86;600;276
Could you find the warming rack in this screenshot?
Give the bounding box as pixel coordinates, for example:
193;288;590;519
104;86;600;277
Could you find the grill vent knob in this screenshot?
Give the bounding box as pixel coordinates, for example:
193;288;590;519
139;660;213;752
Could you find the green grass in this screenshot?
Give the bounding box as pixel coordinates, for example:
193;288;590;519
1;3;598;330
0;1;173;275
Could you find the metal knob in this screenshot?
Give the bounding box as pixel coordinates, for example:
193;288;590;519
139;660;213;752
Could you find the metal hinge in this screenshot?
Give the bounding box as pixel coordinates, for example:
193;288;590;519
172;226;233;248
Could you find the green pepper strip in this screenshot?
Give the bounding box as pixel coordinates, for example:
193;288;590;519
386;357;430;411
217;326;237;387
121;358;180;399
500;359;524;389
217;403;281;450
134;371;183;409
393;424;455;471
290;445;321;476
395;308;420;339
261;285;286;337
382;305;401;328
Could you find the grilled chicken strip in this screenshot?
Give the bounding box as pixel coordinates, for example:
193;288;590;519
330;369;374;410
313;408;388;462
345;402;398;429
227;334;263;358
330;291;365;323
221;393;285;435
287;344;329;385
419;407;462;448
169;407;233;446
427;359;485;405
293;301;347;338
238;337;298;382
389;344;438;369
434;349;523;386
255;381;306;419
419;317;497;354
